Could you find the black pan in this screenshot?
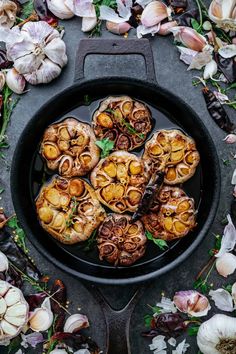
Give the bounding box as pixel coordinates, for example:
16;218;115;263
11;38;220;285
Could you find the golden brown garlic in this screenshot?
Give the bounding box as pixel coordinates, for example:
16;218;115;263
40;118;100;177
36;176;106;244
97;214;147;266
0;0;17;28
90;151;149;213
143;129;200;185
142;186;196;241
92;96;152;151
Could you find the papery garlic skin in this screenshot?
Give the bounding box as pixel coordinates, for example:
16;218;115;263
216;252;236;277
29;297;53;332
0;0;17;29
0;281;28;343
0;251;8;272
203;59;218;79
170;26;208;51
173;290;210;317
63;314;89;333
46;0;74;19
223;134;236;143
158;21;178;35
106;21;131;35
208;0;236;31
82;16;98;32
141;1;171;27
0;72;6;91
197;314;236;354
6;68;25;94
4;21;67;85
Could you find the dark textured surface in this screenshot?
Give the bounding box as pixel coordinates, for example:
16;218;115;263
0;8;235;354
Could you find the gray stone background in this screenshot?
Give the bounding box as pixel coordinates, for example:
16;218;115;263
0;1;236;352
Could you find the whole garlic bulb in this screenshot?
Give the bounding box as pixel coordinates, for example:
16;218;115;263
0;0;17;29
0;280;29;343
197;314;236;354
5;21;68;85
46;0;74;19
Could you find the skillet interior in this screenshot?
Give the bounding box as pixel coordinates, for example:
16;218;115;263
11;78;220;284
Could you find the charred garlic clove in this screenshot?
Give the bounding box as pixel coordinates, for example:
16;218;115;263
0;281;28;343
0;0;17;28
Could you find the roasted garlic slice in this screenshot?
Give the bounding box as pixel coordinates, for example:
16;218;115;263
97;214;147;266
36;176;106;244
90;151;149;213
142;186;197;241
92;96;152;151
40;118;100;177
143;129;200;184
0;281;29;343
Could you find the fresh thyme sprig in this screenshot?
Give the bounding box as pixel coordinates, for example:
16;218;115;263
65;197;79;227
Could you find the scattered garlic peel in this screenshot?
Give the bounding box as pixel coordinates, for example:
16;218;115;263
209;288;234;312
63;313;89;333
215;215;236;257
216;252;236;277
219;44;236;58
99;0;132;24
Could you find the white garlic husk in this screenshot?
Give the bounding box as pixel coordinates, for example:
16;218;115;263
0;251;8;272
0;281;29;343
197;314;236;354
173;290;210;317
81;16;98;32
0;0;17;29
216;252;236;277
50;349;68;354
203;59;218;79
63;314;89;333
223;134;236;144
29;297;53;332
1;21;67;85
141;1;172;27
46;0;74;19
0;71;6;91
6;68;26;94
208;0;236;31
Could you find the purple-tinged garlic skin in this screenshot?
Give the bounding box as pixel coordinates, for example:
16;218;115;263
40;118;100;177
0;281;29;343
170;26;208;51
97;214;147;266
92;96;152;151
90;151;149;213
141;1;171;27
36;176;106;244
173;290;210;317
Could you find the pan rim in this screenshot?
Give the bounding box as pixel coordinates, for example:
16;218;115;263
10;77;221;285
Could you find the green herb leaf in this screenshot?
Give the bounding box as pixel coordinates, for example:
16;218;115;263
7;335;21;354
193;277;211;294
0;187;4;194
187;325;200;336
223;284;233;294
84;94;92;105
191;18;201;31
96;138;115;158
7;216;27;253
21;0;34;19
145;231;168;251
144;314;153;328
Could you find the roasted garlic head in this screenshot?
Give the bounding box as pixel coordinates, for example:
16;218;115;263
142;186;197;241
97;214;147;266
40;118;100;177
92;96;152;151
143;129;200;184
90;151;149;213
36;176;106;244
0;281;28;342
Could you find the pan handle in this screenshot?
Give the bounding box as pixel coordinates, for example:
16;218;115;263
90;285;147;354
74;38;156;83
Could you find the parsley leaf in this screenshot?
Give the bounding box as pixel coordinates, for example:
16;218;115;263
21;0;34;19
144;314;153;328
96;138;114;158
145;230;168;251
187;325;200;336
7;216;27;253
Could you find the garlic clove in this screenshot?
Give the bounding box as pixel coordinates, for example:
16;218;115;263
141;1;171;27
136;24;160;38
1;320;18;336
0;0;17;28
219;44;236;58
158;21;178;36
63;314;89;333
4;288;21;307
4;315;26;327
0;251;8;272
24;59;62;85
0;280;10;296
0;72;6;91
170;26;207;52
29;308;53;332
203;59;218;79
50;349;68;354
216;252;236;277
6;68;25;95
173;290;210;317
82;16;98;32
6;303;27;317
106;21;131;35
46;0;74;19
232;168;236;185
0;298;7;315
44;37;67;68
232;282;236;306
223;134;236;144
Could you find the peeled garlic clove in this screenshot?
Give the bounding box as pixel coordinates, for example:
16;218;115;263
216;252;236;277
106;21;131;35
82;16;97;32
63;314;89;333
4;315;26;327
170;26;207;52
141;1;171;27
0;72;5;91
6;68;25;95
208;0;236;31
223;134;236;144
4;288;21;307
46;0;74;19
6;303;27;317
0;298;7;315
203;59;218;79
202;20;212;31
0;251;8;272
1;319;18;336
158;21;178;35
0;280;10;296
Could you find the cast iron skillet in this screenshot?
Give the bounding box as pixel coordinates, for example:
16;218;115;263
11;39;220;286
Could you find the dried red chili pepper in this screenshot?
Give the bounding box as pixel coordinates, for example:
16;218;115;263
51;279;67;332
142;313;187;338
202;87;235;133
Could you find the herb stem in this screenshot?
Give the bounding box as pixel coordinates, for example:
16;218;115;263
195;256;216;281
194;0;203;30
